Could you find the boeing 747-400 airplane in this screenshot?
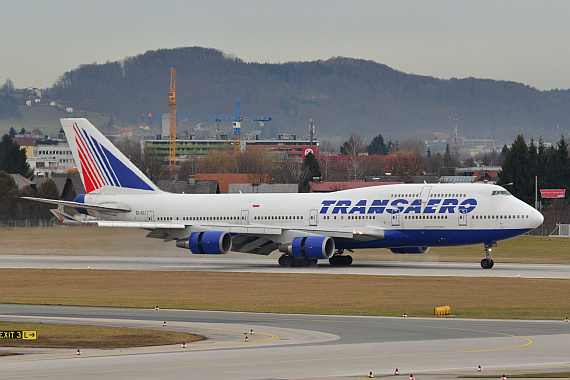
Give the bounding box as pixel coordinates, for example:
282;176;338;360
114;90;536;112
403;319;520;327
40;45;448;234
25;118;544;268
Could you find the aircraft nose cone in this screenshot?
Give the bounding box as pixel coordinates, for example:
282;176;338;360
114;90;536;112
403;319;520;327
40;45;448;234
530;208;544;228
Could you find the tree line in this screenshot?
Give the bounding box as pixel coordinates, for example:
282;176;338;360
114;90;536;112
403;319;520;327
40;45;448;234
499;135;570;205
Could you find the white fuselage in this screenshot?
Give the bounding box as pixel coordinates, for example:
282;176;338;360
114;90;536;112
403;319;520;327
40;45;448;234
84;183;543;250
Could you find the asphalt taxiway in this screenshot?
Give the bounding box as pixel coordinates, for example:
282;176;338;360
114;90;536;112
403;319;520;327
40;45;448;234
2;254;570;278
1;304;570;379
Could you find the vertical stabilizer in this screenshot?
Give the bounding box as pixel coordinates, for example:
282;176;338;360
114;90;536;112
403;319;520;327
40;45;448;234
61;118;159;193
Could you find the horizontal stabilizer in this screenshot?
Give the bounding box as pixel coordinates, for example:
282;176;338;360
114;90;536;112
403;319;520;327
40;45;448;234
50;209;83;224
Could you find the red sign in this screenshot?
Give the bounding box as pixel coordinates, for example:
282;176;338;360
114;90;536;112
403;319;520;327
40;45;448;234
540;189;566;198
303;147;319;157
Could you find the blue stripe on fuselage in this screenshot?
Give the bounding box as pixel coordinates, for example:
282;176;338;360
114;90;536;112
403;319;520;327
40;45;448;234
335;228;532;249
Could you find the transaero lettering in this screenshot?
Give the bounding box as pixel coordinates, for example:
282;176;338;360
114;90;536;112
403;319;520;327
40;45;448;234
319;198;477;214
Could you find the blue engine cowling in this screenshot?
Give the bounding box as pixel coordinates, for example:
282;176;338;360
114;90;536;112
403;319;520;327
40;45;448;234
74;194;89;215
390;246;430;254
289;236;335;260
176;231;232;254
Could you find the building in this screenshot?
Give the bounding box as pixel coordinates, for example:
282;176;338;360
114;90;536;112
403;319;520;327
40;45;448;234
309;181;404;192
30;140;75;177
195;173;272;194
144;137;318;161
13;133;44;158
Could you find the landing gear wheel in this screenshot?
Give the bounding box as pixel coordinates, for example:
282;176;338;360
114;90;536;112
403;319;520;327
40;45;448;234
278;255;294;267
480;246;495;269
279;255;317;267
329;255;353;266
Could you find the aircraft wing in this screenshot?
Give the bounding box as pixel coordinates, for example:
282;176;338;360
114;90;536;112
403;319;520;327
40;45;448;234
93;220;385;255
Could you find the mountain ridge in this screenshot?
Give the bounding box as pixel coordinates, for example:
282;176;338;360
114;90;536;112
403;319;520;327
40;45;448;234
47;46;570;142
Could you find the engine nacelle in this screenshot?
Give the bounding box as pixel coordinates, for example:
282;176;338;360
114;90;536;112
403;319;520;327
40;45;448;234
176;231;232;254
74;194;89;215
390;246;430;254
280;236;335;260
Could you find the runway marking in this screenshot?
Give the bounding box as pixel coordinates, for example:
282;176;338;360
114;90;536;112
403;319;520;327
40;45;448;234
0;317;543;379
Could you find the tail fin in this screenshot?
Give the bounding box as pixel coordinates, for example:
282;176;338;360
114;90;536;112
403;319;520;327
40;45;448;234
61;118;159;193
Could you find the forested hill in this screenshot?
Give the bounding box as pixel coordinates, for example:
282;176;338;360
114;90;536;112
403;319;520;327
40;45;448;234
48;47;570;141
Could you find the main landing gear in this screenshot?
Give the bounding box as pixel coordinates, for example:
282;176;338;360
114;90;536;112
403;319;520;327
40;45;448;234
480;244;495;269
329;249;353;266
278;255;318;267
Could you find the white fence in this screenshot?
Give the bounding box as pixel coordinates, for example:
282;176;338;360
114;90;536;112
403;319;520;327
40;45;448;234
549;224;570;237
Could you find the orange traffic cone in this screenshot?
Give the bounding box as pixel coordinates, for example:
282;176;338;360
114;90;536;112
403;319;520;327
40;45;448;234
564;317;569;322
250;329;254;334
163;321;167;326
477;365;482;371
245;336;249;342
182;342;186;348
368;371;374;378
409;375;414;380
394;368;400;375
501;375;507;380
155;306;159;310
76;349;81;355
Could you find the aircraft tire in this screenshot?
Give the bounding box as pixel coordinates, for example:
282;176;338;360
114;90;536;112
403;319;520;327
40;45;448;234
279;255;293;267
481;258;493;269
329;255;353;266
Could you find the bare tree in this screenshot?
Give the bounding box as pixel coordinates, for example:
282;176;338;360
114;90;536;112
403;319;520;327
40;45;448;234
340;133;367;156
400;138;426;156
318;140;337;155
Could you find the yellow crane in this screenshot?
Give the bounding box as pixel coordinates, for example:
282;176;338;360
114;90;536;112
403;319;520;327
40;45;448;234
168;67;176;179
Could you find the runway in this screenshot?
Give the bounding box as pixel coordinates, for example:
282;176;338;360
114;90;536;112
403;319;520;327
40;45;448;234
2;256;570;378
2;254;570;278
1;304;570;379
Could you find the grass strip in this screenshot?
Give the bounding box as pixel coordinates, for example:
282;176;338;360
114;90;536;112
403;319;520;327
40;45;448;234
1;269;569;320
0;321;203;349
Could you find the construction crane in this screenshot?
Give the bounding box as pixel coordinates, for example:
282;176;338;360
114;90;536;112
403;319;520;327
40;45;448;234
168;67;176;179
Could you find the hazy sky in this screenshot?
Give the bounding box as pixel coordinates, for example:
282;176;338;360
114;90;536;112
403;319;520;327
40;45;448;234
2;0;569;90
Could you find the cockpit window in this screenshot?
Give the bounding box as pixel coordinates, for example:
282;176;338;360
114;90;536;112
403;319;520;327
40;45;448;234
491;190;511;196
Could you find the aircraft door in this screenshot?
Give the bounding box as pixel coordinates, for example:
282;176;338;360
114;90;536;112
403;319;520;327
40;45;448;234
458;210;467;226
147;210;155;222
420;186;432;205
391;212;400;226
240;210;249;225
309;209;318;226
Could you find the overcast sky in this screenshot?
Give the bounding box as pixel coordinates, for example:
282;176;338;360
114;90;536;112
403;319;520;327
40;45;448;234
2;0;569;91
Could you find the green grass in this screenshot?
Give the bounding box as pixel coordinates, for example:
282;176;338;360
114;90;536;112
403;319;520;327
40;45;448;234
0;321;203;349
1;269;569;320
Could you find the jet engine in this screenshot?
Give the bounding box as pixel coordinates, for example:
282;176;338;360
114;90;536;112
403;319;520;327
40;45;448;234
390;246;430;254
176;231;232;254
280;236;335;260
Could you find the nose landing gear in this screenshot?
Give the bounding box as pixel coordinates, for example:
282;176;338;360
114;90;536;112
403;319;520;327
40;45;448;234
481;243;495;269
